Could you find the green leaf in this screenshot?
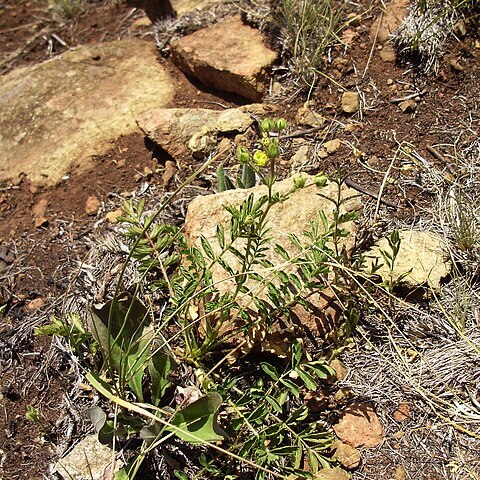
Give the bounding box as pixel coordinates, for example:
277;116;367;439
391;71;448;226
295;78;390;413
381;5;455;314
287;406;309;425
292;440;303;469
291;341;303;369
98;420;127;445
307;449;319;474
241;164;256;189
139;419;163;446
88;294;153;401
148;351;177;406
265;395;283;413
274;243;291;261
216;225;225;250
260;362;279;381
200;236;215;260
86;406;106;433
296;368;318;391
217;164;228;192
303;361;336;379
87;406;127;445
170;393;227;444
279;378;300;398
174;471;188;480
225;175;236;190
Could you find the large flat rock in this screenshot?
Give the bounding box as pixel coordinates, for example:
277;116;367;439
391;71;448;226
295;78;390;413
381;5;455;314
185;174;360;296
171;15;277;101
0;39;174;185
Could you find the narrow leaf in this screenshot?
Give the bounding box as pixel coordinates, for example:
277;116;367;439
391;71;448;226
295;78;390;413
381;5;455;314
260;362;279;381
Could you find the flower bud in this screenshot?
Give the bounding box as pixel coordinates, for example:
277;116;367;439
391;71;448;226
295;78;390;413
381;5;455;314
244;215;254;226
261;135;271;148
265;139;280;159
294;175;306;189
314;174;328;187
260;118;274;133
236;146;250;164
274;118;288;132
253;150;268;167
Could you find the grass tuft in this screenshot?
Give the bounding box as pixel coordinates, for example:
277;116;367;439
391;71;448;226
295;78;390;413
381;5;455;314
48;0;84;20
269;0;346;89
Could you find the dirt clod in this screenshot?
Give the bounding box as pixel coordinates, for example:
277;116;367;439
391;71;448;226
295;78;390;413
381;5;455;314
85;195;101;215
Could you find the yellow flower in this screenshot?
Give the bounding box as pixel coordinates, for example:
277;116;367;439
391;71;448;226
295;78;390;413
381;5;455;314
253;150;268;167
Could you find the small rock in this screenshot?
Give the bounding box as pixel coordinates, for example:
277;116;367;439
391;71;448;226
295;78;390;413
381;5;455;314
171;16;277;101
341;29;359;46
332;441;361;470
398;99;416;113
295;104;325;127
85;195;101;216
130;16;151;32
136;107;253;160
448;56;464;72
0;245;15;264
318;148;329;159
324;139;341;154
313;467;351;480
341;92;359;114
394;465;407;480
290;145;310;168
55;434;123;480
329;359;348;381
184;175;360;347
32;198;48;218
333;402;384;448
0;39;174;186
393;401;410;422
217;137;231;154
364;230;450;291
170;0;224;16
379;45;396;62
32;198;49;228
162;160;177;187
105;209;123;223
27;298;45;312
370;0;410;43
188;127;217;158
34;216;49;228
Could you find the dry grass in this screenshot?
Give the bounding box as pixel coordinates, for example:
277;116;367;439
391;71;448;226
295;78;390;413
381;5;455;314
48;0;84;20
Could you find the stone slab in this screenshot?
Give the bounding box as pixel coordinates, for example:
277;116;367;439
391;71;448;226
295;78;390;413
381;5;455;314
171;15;277;101
0;39;174;185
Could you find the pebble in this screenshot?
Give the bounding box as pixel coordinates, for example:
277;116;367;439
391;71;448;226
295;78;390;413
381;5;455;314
332;440;361;470
105;209;123;223
85;195;101;215
27;298;45;311
341;92;359;114
399;99;416;113
324;139;341;154
393;401;410;422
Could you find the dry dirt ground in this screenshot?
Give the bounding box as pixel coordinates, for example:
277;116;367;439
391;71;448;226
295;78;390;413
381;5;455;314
0;1;479;479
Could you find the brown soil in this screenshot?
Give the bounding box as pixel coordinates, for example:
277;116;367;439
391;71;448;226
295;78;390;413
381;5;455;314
0;1;478;479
